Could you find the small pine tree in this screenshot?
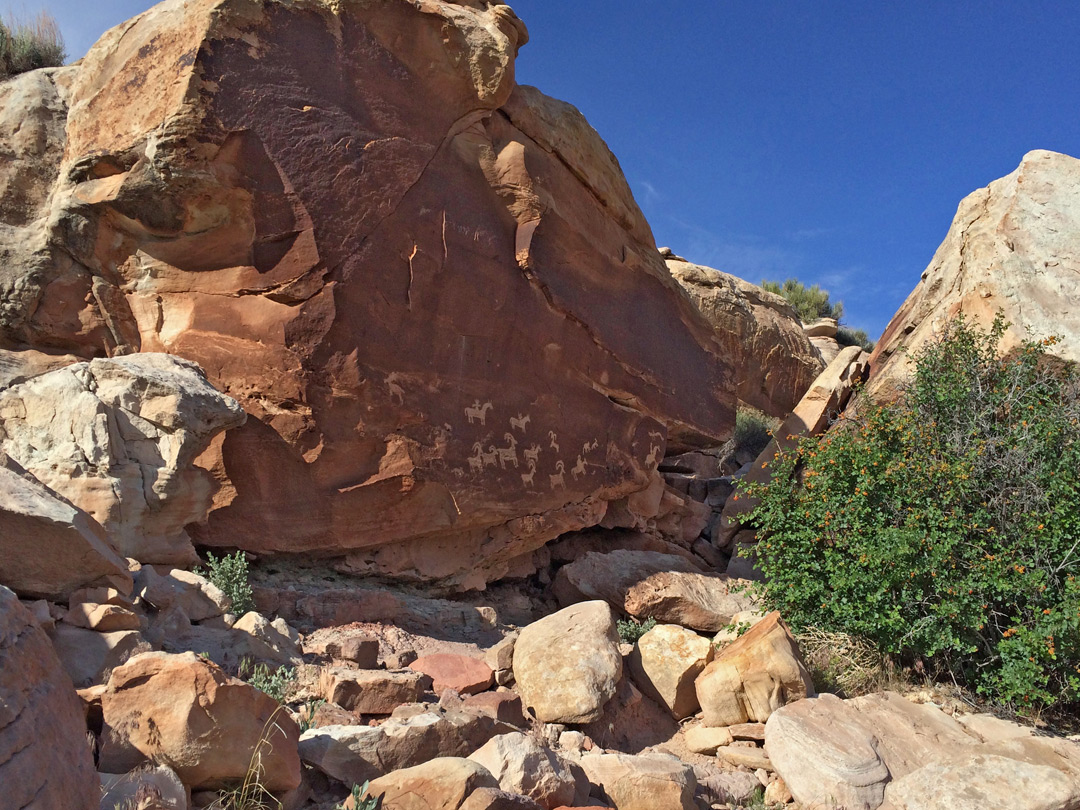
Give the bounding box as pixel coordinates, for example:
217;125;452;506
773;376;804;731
761;278;843;323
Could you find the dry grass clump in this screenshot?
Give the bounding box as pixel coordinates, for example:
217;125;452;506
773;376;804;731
1;11;66;79
796;626;906;698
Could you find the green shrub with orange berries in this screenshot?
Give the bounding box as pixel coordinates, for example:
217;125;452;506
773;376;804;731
741;314;1080;711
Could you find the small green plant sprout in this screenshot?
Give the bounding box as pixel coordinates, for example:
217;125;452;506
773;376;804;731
199;550;256;615
298;698;326;733
338;781;382;810
616;616;657;644
239;658;296;704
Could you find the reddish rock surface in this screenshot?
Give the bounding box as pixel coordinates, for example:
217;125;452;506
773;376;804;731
0;0;734;588
411;653;495;696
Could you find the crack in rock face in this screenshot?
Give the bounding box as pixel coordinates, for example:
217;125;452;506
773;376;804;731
0;0;734;588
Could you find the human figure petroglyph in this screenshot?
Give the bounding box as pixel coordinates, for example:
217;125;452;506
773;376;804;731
549;460;566;490
523;444;541;465
521;459;537;487
465;400;493;425
571;455;587;480
644;444;662;468
386;373;405;405
510;414;531;433
548;431;559;453
497;433;519;469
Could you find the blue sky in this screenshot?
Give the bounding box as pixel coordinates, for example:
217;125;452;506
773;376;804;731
14;0;1080;339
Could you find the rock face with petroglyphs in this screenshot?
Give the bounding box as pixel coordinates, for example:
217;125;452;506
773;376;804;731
0;0;733;587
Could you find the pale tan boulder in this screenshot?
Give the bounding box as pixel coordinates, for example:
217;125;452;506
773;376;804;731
578;752;696;810
300;705;512;787
669;259;825;417
459;788;544;810
367;757;500;810
49;623;150;688
99;765;187;810
627;623;712;719
513;601;622;724
717;744;772;771
0;586;99;810
0;355;245;564
554;549;753;632
232;611;303;666
718;345;869;548
683;724;734;755
63;601;141;632
870;150;1080;402
99;651;300;790
695;612;814;727
765;691;1080;810
320;667;431;714
0;457;132;600
763;777;792;806
135;567;230;621
467;731;577;809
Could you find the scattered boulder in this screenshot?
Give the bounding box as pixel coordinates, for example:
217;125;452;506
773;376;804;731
467;731;577;809
135;567;230;621
513;601;622;724
320;667;431;715
411;654;495;696
554;550;752;632
325;635;381;668
99;765;188;810
463;691;527;727
0;457;131;600
99;651;300;791
366;757;500;810
64;601;141;632
627;623;712;719
232;611;303;666
668;259;825;417
578;752;696;810
460;788;544;810
0;587;99;810
870;150;1080;402
300;705;511;786
0;355;245;565
684;724;734;755
696;611;814;727
717;744;772;771
49;623;150;688
694;763;762;807
764;691;1080;810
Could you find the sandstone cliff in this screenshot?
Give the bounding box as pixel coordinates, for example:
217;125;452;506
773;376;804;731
0;0;734;587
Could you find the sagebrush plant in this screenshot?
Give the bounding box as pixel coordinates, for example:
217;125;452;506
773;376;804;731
201;550;256;615
0;12;66;78
733;407;778;460
837;324;875;353
240;659;296;704
762;277;843;323
741;314;1080;711
616;616;657;644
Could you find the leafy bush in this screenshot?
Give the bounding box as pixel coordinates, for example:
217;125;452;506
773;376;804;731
617;616;657;644
742;314;1080;711
201;550;255;615
733;408;779;461
239;659;295;704
837;325;875;353
762;278;843;323
339;781;382;810
1;12;66;79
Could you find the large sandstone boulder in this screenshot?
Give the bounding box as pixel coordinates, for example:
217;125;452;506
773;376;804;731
627;623;713;719
869;150;1080;401
0;0;734;589
367;758;501;810
764;692;1080;810
0;354;245;564
578;752;696;810
695;611;814;727
467;732;577;810
668;259;825;416
554;549;752;632
0;454;131;599
513;601;622;723
0;587;99;810
99;651;301;790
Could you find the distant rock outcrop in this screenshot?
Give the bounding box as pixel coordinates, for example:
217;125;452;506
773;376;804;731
869;150;1080;400
0;0;734;588
668;259;825;417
